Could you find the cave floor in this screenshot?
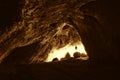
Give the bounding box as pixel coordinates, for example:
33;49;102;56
0;60;119;80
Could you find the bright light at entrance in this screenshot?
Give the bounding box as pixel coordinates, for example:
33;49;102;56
45;41;88;62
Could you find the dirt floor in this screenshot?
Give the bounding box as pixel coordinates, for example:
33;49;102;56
0;59;119;80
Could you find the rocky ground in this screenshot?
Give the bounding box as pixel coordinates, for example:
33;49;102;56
0;60;119;80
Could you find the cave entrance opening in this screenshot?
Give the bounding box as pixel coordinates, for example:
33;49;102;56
44;23;88;62
45;41;88;62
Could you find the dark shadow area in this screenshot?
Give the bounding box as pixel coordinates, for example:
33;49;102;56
0;0;24;31
0;60;119;80
78;0;120;63
2;41;40;65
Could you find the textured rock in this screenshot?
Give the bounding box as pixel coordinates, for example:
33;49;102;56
0;0;119;64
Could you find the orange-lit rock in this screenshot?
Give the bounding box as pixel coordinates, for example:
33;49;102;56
73;52;81;58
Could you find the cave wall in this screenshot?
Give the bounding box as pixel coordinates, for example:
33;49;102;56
77;0;120;62
0;0;119;64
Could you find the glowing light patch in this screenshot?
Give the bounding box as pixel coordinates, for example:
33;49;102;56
45;41;88;62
